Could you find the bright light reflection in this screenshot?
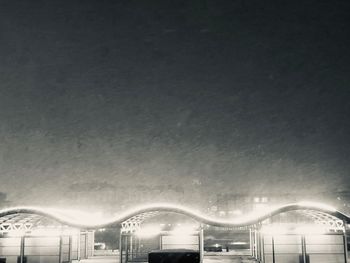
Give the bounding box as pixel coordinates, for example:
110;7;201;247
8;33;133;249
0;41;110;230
46;208;106;226
261;225;289;235
294;224;328;235
0;201;343;229
135;225;161;238
296;201;336;212
261;224;329;235
7;230;26;237
231;242;247;245
170;225;198;235
30;227;80;236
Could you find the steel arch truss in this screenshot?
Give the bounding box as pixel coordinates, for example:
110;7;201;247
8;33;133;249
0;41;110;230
298;210;344;232
121;211;160;234
0;213;62;234
1;202;349;229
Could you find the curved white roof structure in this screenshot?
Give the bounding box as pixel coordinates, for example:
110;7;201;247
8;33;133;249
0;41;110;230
0;201;349;229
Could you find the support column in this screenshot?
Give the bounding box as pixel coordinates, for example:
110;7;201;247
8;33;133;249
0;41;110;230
301;235;307;263
257;231;260;261
125;235;129;263
137;236;141;258
59;236;62;263
249;228;254;257
343;234;348;263
20;236;25;263
254;229;257;259
159;235;162;250
249;229;253;257
77;232;81;261
271;235;275;263
119;229;123;263
68;236;72;263
199;226;204;263
85;233;88;259
130;235;133;260
259;231;264;263
261;233;265;263
343;221;348;263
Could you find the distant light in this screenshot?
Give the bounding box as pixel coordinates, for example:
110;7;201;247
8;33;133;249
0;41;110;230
231;242;247;245
231;210;242;215
95;242;106;250
254;203;268;210
261;197;268;203
219;211;226;216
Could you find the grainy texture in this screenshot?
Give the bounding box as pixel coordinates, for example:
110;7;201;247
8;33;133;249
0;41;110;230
0;0;349;209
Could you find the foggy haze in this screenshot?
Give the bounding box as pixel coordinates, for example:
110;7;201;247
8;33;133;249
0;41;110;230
0;0;349;208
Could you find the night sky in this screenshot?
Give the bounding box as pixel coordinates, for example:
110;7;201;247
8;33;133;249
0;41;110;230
0;0;349;205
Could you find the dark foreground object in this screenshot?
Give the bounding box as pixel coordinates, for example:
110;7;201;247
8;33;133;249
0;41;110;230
148;250;200;263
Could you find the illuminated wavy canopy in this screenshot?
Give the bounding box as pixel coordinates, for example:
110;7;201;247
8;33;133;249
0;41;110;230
0;202;349;229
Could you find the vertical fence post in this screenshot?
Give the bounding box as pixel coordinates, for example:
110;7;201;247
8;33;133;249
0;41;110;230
271;235;275;263
119;229;123;263
20;236;25;263
85;233;88;259
254;229;258;259
261;233;265;263
77;231;81;261
130;235;133;260
301;235;307;263
68;236;72;263
125;235;129;263
58;236;62;263
343;228;348;263
199;225;204;263
257;229;260;259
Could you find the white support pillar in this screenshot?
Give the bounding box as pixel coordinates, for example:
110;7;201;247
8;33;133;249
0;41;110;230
249;229;252;256
130;235;133;260
199;226;204;263
20;236;25;263
119;229;123;263
77;231;81;261
68;236;72;263
301;235;307;263
344;221;349;263
261;233;265;263
254;229;258;259
58;236;62;263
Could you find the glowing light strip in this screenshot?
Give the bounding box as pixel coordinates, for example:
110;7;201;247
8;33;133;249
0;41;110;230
0;201;348;229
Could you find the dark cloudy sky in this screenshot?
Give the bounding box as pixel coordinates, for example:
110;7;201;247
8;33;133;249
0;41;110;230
0;0;349;204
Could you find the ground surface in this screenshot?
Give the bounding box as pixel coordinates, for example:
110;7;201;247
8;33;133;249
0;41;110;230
77;255;257;263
